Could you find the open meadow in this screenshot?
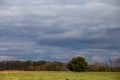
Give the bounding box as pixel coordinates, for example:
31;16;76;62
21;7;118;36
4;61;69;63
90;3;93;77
0;71;119;80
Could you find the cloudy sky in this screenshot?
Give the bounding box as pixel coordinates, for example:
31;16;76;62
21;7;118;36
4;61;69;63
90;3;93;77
0;0;120;63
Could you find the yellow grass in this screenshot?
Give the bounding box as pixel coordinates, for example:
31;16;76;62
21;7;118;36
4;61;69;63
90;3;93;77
0;71;120;80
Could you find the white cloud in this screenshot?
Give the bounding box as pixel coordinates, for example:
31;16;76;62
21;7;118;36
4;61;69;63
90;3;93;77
0;56;13;61
0;48;8;52
0;40;35;54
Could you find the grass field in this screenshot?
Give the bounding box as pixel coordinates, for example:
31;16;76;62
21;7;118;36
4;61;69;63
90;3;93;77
0;71;119;80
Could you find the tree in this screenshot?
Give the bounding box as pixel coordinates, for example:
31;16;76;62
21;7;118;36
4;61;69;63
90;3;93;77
67;56;88;72
106;57;120;72
89;62;109;72
42;61;68;71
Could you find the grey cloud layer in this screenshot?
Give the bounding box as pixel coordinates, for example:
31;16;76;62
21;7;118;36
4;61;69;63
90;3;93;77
0;0;120;62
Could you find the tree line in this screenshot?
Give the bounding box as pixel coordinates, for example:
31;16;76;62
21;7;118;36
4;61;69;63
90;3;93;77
89;57;120;72
0;60;68;71
0;57;120;72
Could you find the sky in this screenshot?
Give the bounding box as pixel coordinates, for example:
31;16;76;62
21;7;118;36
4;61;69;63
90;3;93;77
0;0;120;63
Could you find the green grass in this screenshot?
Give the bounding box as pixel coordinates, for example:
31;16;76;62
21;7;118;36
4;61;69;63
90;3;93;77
0;71;119;80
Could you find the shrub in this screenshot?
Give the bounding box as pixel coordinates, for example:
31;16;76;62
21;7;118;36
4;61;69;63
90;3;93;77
67;56;88;72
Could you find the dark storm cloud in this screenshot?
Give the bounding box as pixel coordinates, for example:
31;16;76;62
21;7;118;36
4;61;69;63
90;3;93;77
0;0;120;62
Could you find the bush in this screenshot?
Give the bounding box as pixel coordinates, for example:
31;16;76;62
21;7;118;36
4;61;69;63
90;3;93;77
67;56;88;72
